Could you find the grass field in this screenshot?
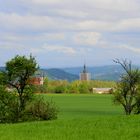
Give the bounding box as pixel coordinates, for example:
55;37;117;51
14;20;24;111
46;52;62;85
43;94;122;119
1;94;140;140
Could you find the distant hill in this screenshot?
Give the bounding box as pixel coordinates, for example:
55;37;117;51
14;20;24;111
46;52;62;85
0;67;5;71
0;67;78;81
41;68;79;81
63;65;125;81
1;65;140;81
41;65;125;81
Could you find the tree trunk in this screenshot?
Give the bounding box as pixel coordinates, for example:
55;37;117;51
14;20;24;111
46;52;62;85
124;104;132;115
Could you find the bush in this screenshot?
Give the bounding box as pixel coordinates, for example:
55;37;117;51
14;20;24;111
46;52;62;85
45;80;69;93
31;85;47;93
67;81;80;93
24;97;58;121
0;86;19;123
78;82;90;93
54;85;67;93
0;85;58;123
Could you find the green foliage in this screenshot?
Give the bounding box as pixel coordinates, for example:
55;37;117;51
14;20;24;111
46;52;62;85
31;79;115;94
90;80;116;88
0;85;19;123
54;85;67;93
0;55;58;123
113;59;140;115
47;80;69;93
5;55;38;112
0;86;58;123
6;55;38;82
31;85;48;93
24;97;58;121
78;81;90;93
67;81;80;93
0;72;7;85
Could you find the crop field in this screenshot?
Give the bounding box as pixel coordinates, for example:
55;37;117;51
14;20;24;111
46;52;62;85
0;94;140;140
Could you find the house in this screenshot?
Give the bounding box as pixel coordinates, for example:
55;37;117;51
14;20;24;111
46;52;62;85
29;77;44;85
93;88;113;94
29;71;44;85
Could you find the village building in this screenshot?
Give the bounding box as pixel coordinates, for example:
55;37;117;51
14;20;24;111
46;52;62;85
93;88;113;94
80;64;91;81
29;71;44;85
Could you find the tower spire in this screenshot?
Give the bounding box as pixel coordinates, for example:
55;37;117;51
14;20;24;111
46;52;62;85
83;64;87;73
80;63;91;81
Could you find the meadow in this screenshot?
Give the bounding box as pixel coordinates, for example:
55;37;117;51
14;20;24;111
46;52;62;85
0;94;140;140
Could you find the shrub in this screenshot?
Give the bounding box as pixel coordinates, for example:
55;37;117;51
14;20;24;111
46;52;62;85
67;81;80;93
0;85;58;123
24;97;58;121
54;85;67;93
78;82;90;93
31;85;47;93
46;80;68;93
0;86;19;123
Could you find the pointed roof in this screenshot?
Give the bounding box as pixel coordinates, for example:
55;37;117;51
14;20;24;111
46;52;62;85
83;64;87;73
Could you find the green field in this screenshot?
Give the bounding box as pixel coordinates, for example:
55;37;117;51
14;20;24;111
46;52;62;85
44;94;122;119
1;94;140;140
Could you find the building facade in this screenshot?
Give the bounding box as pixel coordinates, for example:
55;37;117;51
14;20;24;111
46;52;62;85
29;71;44;85
80;64;91;81
29;77;44;85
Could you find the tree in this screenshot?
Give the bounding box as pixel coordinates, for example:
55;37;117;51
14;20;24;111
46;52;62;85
5;55;38;112
113;59;140;115
0;55;58;123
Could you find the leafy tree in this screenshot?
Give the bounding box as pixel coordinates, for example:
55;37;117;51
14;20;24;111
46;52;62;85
5;55;38;112
113;59;140;115
0;55;58;123
78;81;90;93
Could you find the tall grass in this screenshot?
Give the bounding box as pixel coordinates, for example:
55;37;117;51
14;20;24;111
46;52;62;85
0;116;140;140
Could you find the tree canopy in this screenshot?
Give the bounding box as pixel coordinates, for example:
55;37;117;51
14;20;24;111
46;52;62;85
113;59;140;115
5;55;38;110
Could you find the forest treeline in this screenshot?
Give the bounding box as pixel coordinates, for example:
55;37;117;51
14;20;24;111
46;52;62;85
31;79;116;94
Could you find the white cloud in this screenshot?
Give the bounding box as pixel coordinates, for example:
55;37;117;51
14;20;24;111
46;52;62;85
0;12;79;32
1;12;140;33
114;18;140;32
76;20;113;31
24;0;140;24
46;33;65;40
76;18;140;32
42;44;76;54
31;44;76;55
1;0;140;67
85;0;139;12
24;0;139;12
0;42;26;50
50;9;89;19
118;44;140;54
0;32;65;42
73;32;101;46
30;0;65;5
0;13;58;31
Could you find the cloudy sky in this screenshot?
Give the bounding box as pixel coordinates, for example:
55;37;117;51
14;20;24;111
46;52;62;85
0;0;140;68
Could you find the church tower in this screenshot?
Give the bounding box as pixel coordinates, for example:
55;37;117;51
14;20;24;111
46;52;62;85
80;64;91;81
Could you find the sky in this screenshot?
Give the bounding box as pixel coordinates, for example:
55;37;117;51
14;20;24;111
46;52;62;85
0;0;140;68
